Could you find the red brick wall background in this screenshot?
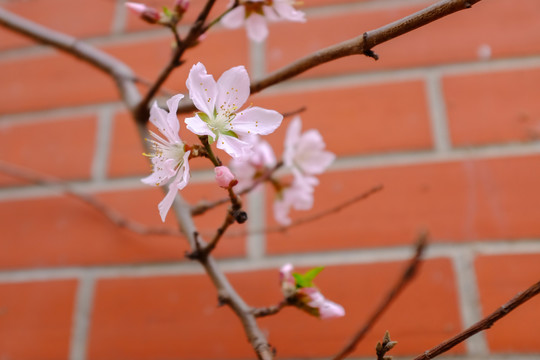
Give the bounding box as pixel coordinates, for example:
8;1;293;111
1;0;540;359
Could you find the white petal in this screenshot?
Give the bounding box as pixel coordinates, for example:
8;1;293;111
262;5;280;22
232;107;283;136
283;116;302;167
158;182;178;222
186;62;218;115
175;151;191;190
216;66;250;114
216;134;252;159
165;94;183;141
220;6;245;29
141;157;175;186
245;13;269;42
185;115;216;140
273;197;292;226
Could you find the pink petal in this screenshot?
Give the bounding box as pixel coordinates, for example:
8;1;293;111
273;1;306;22
175;151;191;190
214;165;236;188
232;107;283;136
283;116;302;167
318;299;345;319
216;134;252;158
186;62;218;115
125;2;147;14
185;115;216;140
220;6;245;29
245;13;268;42
216;66;250;113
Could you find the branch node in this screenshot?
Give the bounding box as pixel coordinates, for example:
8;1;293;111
362;32;379;60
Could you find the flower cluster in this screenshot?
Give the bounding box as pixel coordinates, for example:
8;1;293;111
142;63;282;221
231;116;335;225
280;264;345;319
221;0;306;42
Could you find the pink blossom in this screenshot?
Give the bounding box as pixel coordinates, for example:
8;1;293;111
273;175;318;226
221;0;306;42
284;116;335;181
141;94;191;222
174;0;189;14
185;62;283;159
229;134;276;191
214;166;237;188
297;287;345;319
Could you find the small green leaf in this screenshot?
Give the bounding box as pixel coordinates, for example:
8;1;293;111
292;266;325;288
162;6;172;16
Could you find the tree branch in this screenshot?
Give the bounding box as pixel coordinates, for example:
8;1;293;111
333;233;427;360
412;279;540;360
177;0;483;113
0;8;141;112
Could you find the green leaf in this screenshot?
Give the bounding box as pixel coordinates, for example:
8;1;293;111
162;6;172;16
221;130;238;139
292;266;325;288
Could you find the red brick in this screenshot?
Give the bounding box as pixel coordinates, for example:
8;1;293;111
444;68;540;146
0;186;244;269
0;279;77;360
88;258;461;359
0;0;115;50
0;27;247;114
0;53;117;114
475;254;540;353
105;27;249;94
252;80;432;157
267;0;540;77
0;115;96;181
267;154;540;254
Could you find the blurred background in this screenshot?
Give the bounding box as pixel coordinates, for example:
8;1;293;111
0;0;539;359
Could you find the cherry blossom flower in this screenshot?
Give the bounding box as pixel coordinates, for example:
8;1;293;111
279;264;345;319
221;0;306;42
273;175;318;226
214;166;237;188
283;116;335;181
229;134;276;191
142;94;191;222
185;62;283;159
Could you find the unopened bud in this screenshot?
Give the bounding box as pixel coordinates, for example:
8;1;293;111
174;0;190;14
375;342;383;353
214;166;237;189
383;330;391;344
384;341;398;352
125;2;161;24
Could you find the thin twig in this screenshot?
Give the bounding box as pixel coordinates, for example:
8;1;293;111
138;0;217;120
333;233;427;360
191;162;283;216
412;280;540;360
177;0;483;114
0;160;182;237
252;300;290;318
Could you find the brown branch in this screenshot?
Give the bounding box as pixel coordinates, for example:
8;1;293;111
0;161;181;237
333;233;427;360
412;279;540;360
252;300;290;318
0;8;142;112
176;0;483;114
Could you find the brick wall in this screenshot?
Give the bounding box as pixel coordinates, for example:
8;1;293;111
1;0;539;359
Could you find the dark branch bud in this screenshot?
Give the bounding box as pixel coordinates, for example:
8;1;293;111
233;210;248;224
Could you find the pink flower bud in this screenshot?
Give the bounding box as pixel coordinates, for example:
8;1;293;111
214;166;236;188
280;263;296;298
174;0;190;14
125;2;160;24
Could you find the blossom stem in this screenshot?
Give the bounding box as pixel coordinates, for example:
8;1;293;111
252;300;290;318
198;135;222;166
